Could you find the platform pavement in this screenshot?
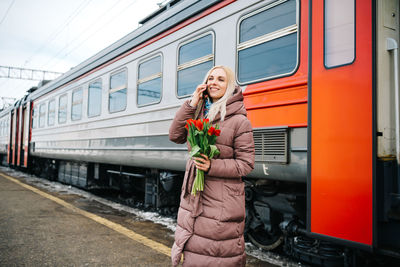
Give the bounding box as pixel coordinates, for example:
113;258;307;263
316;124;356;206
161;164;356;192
0;172;171;267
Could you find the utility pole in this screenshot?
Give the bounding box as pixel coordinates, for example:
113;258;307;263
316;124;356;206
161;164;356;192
0;66;63;81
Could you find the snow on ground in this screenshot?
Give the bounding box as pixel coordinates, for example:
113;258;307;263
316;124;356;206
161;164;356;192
0;166;177;231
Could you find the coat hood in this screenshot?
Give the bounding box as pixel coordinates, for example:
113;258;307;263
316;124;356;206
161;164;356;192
212;86;247;123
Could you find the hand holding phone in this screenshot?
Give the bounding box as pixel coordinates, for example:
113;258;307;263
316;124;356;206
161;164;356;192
190;84;208;107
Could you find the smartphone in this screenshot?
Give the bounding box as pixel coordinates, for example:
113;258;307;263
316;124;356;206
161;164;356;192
203;85;209;98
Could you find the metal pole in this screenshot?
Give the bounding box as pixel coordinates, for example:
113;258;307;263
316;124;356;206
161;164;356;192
387;37;400;193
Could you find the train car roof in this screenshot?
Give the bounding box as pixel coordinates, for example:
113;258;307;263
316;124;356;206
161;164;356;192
28;0;222;101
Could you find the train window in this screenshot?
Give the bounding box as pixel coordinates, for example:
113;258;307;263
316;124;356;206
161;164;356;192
72;88;83;121
58;94;68;124
48;99;55;126
39;103;46;128
109;69;127;113
177;33;214;97
237;0;298;84
137;55;162;106
324;0;355;68
32;106;38;129
88;79;102;117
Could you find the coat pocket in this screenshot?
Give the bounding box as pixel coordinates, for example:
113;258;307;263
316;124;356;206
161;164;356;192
220;181;245;222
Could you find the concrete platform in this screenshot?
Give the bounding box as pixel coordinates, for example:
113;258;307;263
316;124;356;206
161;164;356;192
0;170;277;266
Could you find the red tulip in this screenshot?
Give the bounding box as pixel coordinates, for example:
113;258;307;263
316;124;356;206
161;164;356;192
208;127;215;136
215;129;221;136
195;119;203;131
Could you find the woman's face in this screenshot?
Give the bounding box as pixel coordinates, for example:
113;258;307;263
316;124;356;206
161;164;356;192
206;68;228;102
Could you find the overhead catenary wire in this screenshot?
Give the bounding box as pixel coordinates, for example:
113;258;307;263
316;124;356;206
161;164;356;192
23;0;94;67
42;0;144;70
0;0;160;100
0;0;16;27
40;0;131;70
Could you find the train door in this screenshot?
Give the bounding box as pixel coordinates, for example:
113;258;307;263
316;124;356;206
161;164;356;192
7;112;12;165
17;105;23;166
12;105;20;167
308;0;373;249
10;108;18;166
21;102;31;168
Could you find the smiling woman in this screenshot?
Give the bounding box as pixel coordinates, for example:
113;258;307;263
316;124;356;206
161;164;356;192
169;65;255;266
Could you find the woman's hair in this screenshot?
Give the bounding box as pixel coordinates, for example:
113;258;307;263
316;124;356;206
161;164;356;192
202;65;236;122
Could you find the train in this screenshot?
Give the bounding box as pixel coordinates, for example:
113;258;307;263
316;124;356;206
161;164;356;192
0;0;399;265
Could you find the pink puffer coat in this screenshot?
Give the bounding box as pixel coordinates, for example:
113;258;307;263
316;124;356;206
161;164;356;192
169;87;255;266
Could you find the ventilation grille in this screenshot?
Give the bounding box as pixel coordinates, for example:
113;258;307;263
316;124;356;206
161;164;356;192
253;128;288;163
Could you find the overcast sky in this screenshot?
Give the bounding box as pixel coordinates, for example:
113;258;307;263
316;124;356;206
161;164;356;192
0;0;163;108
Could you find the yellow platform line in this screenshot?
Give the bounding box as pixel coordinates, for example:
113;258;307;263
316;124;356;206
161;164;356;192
0;172;171;257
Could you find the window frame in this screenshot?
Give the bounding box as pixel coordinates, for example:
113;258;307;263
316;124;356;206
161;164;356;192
47;98;56;126
137;53;163;107
236;0;300;85
39;102;46;128
32;106;38;129
87;78;103;118
58;94;68;124
323;0;356;69
176;31;215;99
71;87;83;121
108;68;128;113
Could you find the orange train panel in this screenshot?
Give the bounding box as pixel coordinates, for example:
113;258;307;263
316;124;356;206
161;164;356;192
310;0;373;246
244;77;308;128
247;103;307;128
245;84;307;110
24;146;29;167
244;81;307;128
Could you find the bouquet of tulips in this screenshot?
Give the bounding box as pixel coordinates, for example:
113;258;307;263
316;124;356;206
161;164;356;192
185;118;220;195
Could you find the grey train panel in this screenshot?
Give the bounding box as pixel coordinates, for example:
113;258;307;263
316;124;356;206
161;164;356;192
32;148;188;172
29;0;222;101
31;148;306;183
31;127;307;182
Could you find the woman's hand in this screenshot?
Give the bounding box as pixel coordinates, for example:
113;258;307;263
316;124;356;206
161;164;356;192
193;153;210;172
190;84;207;107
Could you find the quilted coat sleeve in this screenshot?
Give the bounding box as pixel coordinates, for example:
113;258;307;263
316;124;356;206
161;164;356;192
207;118;255;178
169;100;197;144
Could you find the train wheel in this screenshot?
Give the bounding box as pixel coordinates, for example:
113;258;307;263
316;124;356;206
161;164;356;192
247;225;284;251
